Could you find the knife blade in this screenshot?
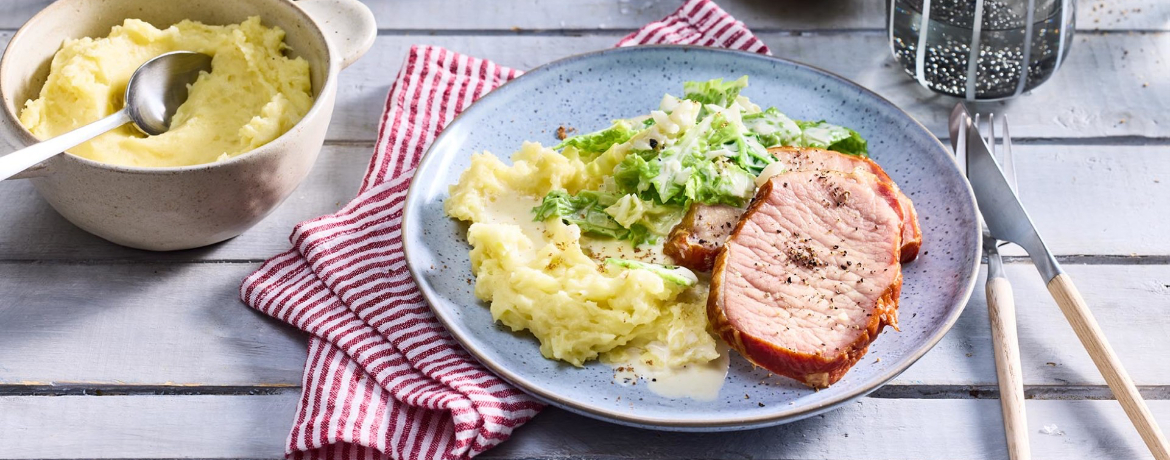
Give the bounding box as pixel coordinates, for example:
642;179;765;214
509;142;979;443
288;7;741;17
947;104;966;161
962;110;1063;282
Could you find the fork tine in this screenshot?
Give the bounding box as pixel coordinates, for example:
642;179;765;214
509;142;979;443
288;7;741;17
970;113;981;177
957;113;969;176
1001;114;1017;193
986;112;997;158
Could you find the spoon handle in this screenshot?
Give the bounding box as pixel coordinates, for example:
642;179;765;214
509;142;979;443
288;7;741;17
0;109;131;181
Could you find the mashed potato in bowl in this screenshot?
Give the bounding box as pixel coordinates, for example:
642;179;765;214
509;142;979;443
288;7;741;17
19;16;313;167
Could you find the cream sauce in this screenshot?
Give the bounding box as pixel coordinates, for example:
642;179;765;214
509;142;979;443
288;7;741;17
611;343;731;401
580;235;670;265
482;195;547;244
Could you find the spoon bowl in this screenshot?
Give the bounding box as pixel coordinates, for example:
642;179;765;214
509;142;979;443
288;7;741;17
125;51;213;135
0;51;212;180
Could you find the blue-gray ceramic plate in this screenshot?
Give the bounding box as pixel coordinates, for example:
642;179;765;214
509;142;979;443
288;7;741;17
402;46;980;431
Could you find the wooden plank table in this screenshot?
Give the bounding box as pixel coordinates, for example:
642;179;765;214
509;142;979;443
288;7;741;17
2;0;1169;458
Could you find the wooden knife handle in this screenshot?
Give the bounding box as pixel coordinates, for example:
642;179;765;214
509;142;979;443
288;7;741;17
987;276;1031;460
1047;273;1170;460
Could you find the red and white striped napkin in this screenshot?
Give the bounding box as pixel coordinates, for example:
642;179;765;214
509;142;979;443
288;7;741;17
240;1;769;458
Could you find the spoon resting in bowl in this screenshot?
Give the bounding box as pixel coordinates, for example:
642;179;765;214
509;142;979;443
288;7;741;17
0;51;212;180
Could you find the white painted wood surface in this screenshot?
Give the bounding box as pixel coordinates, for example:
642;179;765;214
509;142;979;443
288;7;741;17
1;0;1167;31
2;395;1168;459
2;31;1169;144
248;32;1170;141
1;1;1169;459
4;144;1169;260
4;262;1170;391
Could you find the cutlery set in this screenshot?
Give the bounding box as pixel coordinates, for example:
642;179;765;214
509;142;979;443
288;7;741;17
950;104;1170;460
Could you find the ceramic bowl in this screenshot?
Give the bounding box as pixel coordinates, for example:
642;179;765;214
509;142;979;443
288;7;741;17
0;0;376;251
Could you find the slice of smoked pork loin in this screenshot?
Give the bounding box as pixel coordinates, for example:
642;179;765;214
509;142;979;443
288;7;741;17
664;148;921;273
768;147;921;263
663;204;746;272
708;170;904;388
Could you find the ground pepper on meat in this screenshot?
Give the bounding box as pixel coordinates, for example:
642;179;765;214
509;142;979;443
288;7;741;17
786;245;824;268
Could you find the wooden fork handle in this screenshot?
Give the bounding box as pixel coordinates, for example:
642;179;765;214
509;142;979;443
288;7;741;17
1047;273;1170;460
987;276;1031;460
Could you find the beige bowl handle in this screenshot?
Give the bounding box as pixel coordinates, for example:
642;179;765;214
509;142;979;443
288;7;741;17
295;0;377;69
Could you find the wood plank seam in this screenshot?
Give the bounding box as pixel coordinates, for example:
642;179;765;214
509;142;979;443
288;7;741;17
2;27;1166;35
0;385;301;397
871;385;1170;400
7;384;1170;400
6;255;1170;265
319;137;1170;146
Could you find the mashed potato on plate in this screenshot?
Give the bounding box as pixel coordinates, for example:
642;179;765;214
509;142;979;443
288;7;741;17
445;142;719;369
19;17;313;167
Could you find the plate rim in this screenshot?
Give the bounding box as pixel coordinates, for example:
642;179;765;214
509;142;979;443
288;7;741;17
401;44;982;430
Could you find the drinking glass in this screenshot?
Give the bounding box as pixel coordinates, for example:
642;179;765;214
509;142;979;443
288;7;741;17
888;0;1076;100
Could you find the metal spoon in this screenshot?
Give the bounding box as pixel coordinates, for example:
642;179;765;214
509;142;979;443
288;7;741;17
0;51;212;179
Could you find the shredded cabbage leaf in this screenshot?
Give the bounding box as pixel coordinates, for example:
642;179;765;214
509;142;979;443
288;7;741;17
532;190;681;246
683;76;748;111
542;76;868;245
797;120;868;156
605;258;698;287
555;120;640;160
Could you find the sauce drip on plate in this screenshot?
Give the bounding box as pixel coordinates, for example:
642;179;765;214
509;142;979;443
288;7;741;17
611;343;730;401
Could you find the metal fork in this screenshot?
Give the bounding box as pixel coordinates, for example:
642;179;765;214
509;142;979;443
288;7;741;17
956;112;1030;460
